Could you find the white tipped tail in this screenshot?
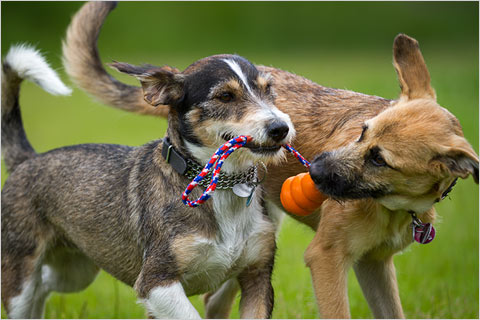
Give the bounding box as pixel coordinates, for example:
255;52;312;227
2;44;71;172
4;44;71;96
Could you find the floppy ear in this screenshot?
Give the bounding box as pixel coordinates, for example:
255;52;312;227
434;136;479;183
393;34;436;101
109;62;184;106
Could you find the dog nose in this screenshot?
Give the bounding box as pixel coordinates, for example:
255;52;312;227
309;152;340;187
309;152;351;198
267;120;289;142
309;153;329;185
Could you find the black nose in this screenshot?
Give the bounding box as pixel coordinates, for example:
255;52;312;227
309;153;357;198
309;153;331;185
309;152;346;192
267;120;289;142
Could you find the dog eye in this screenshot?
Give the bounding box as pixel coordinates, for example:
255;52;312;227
265;83;272;95
218;92;234;103
371;153;387;167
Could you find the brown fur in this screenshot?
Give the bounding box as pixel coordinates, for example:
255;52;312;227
61;2;478;318
62;2;167;116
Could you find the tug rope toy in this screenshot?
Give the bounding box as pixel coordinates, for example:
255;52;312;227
181;135;327;218
280;145;327;216
283;144;311;168
182;135;319;208
182;135;252;207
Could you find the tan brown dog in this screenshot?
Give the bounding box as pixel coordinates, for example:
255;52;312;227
62;2;478;318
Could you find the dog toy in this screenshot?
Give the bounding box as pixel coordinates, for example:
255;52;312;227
280;145;326;216
280;172;327;216
182;135;252;207
182;136;327;213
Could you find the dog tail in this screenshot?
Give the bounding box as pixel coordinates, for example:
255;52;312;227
1;45;72;172
62;1;168;117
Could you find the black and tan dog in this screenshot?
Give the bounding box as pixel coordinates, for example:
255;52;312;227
61;2;479;318
1;32;296;318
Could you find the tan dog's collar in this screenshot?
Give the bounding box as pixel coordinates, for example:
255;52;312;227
440;178;458;201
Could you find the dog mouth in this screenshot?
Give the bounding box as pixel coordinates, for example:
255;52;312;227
222;134;282;154
318;184;387;200
311;175;387;200
309;159;388;200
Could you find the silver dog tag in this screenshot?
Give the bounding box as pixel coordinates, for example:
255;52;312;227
233;183;253;198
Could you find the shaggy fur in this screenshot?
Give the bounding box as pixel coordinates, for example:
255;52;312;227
1;39;296;318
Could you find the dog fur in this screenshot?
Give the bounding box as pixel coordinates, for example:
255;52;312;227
58;2;478;319
1;36;297;318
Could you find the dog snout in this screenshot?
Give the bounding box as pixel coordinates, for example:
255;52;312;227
266;120;289;143
309;153;333;185
309;152;349;195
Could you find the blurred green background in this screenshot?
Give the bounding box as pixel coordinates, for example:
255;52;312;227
2;1;478;319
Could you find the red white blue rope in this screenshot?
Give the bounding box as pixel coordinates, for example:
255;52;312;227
283;144;311;168
182;137;310;207
182;135;252;207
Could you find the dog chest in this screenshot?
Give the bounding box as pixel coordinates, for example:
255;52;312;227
174;191;275;296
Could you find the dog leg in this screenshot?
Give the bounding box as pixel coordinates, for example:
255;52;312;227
139;282;200;319
203;202;279;319
28;271;50;320
135;253;200;319
204;278;239;319
2;247;53;319
353;255;405;319
1;191;53;318
304;229;352;318
237;266;274;319
41;245;100;294
3;266;46;319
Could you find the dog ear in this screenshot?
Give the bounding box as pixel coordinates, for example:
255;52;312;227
109;62;184;106
393;34;436;101
433;136;479;183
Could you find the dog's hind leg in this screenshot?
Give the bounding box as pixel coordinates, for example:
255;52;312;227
353;254;405;319
40;244;100;298
2;231;99;319
204;278;240;319
2;241;99;319
21;245;99;318
1;197;53;318
2;264;46;319
1;176;98;317
27;250;99;319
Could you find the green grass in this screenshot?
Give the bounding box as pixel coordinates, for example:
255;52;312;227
1;2;478;319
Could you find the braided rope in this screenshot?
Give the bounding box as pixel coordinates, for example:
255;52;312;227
182;135;252;207
283;144;311;168
182;137;311;207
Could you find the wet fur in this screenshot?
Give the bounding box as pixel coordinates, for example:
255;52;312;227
60;2;479;319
